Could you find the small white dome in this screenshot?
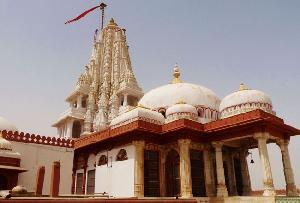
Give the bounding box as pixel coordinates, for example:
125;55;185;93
0;134;12;151
166;102;198;122
0;116;18;132
220;84;275;118
110;106;165;128
12;185;27;194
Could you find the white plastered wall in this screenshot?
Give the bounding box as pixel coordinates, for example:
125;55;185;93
95;144;135;197
11;141;74;195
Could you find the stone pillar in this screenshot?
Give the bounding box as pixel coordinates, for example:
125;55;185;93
239;149;252;196
123;93;128;106
82;166;87;194
178;139;193;198
203;147;215;197
254;132;275;196
133;140;145;198
50;161;60;197
212;142;228;197
77;95;82;108
71;169;76;194
276;139;298;196
66;119;73;138
35;166;45;196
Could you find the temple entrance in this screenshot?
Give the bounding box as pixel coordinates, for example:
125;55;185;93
234;158;243;195
165;149;180;197
0;174;8;190
72;121;81;138
190;150;206;197
144;150;160;197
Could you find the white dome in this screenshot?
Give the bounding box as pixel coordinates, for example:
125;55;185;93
139;83;220;111
0;116;18;132
0;134;12;151
0;132;21;159
166;103;198;122
219;84;275;118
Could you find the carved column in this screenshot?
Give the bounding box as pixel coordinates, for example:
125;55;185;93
71;169;76;194
212;142;228;197
66;119;74;138
178;139;193;198
133;140;145;198
77;95;82;108
203;146;215;197
82;166;87;194
276;139;298;196
254;132;275;196
123;93;128;106
239;149;252;195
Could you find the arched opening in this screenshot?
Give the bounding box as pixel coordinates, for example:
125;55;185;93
158;108;166;118
0;174;8;190
198;108;204;117
72;120;81;138
81;96;88;108
165;149;180;197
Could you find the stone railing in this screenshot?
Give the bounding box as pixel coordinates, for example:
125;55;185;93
1;130;74;148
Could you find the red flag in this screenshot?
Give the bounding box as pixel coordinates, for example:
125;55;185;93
65;5;100;24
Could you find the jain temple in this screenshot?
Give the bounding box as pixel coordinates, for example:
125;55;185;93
0;13;299;203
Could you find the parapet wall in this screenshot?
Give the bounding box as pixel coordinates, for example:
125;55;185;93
1;130;74;148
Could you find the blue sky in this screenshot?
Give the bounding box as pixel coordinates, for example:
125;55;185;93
0;0;300;190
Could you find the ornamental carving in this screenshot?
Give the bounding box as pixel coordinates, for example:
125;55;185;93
98;155;108;166
116;149;128;161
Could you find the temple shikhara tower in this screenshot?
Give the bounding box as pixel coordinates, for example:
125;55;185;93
0;3;300;203
53;18;143;138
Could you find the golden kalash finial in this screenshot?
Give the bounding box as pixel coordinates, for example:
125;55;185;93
108;18;117;26
239;83;249;91
172;63;182;84
175;100;186;104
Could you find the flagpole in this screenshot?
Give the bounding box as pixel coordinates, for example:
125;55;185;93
99;2;107;30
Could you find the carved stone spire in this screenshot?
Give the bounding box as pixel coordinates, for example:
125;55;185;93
55;18;143;137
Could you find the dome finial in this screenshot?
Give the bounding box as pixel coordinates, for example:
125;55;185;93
108;17;117;26
172;63;182;84
239;83;249;91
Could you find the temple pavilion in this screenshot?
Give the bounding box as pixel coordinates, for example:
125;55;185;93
51;18;300;199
